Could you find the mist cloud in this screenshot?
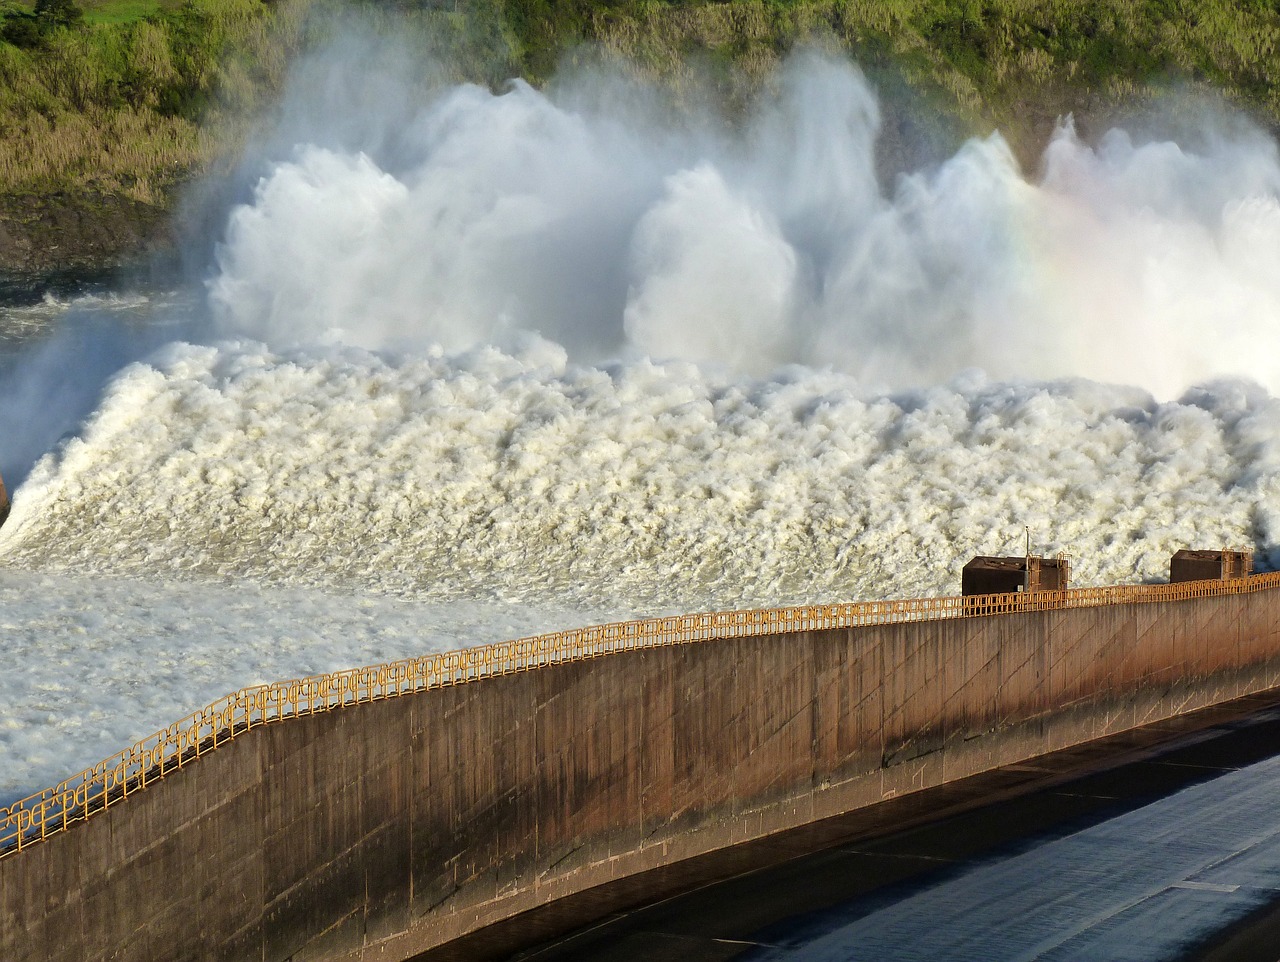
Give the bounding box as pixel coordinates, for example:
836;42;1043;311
206;47;1280;400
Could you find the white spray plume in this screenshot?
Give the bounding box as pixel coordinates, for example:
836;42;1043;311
207;49;1280;400
7;43;1280;577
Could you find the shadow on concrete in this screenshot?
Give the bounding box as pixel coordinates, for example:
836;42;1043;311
415;689;1280;962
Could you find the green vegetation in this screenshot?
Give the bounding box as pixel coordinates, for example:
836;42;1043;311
0;0;1277;267
81;0;177;27
502;0;1280;157
0;0;309;203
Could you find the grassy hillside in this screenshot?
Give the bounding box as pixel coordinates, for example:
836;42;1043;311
0;0;1277;271
0;0;309;202
540;0;1280;160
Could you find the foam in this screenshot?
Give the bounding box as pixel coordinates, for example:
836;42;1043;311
3;342;1270;609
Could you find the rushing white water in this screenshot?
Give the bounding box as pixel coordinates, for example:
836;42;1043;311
2;340;1275;607
3;50;1280;799
0;568;620;804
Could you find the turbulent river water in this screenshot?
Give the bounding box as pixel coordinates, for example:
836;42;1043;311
3;51;1280;803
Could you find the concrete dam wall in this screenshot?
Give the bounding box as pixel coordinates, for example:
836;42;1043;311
5;581;1280;961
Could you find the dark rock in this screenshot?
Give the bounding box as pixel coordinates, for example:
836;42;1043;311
0;190;175;277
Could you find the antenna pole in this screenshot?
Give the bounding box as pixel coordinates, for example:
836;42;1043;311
1025;525;1031;593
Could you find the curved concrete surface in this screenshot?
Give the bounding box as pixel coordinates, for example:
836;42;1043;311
496;696;1280;962
5;590;1280;961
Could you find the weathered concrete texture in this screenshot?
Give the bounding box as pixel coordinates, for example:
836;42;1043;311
5;592;1280;962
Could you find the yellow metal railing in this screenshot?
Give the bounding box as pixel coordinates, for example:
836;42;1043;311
3;571;1279;859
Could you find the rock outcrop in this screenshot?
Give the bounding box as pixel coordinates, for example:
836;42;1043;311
0;191;174;276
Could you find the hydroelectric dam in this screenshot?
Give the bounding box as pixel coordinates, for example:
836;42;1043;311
4;574;1280;961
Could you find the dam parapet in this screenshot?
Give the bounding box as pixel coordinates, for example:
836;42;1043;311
4;572;1280;961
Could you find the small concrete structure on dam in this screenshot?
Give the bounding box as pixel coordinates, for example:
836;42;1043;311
5;570;1280;961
